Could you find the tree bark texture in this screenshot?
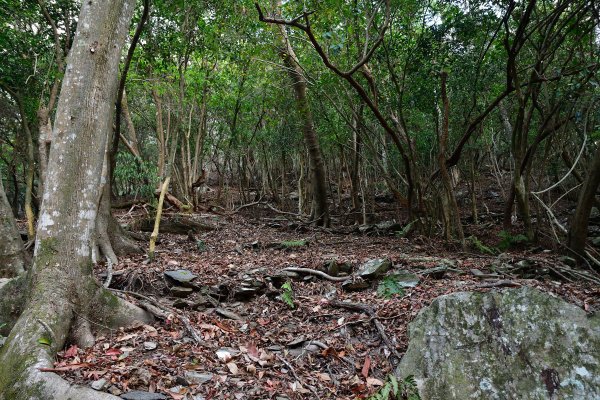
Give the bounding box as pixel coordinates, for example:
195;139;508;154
568;143;600;258
278;25;329;226
0;1;152;399
0;174;26;278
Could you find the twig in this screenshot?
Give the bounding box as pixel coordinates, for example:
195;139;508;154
36;318;56;344
282;267;349;282
476;280;521;288
103;255;114;288
276;354;321;400
329;300;401;359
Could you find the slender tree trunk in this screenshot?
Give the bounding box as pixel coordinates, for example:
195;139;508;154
0;2;151;398
277;25;329;226
0;173;26;278
567;143;600;258
439;71;464;244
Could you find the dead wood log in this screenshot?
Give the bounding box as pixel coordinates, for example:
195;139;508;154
130;215;215;234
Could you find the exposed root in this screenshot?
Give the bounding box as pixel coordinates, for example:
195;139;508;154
282;267;349;282
0;276;27;335
329;300;401;361
110;288;210;347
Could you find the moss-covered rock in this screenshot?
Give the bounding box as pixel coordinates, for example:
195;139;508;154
396;287;599;399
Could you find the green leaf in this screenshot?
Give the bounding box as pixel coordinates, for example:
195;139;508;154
38;337;52;346
281;280;295;309
377;275;406;299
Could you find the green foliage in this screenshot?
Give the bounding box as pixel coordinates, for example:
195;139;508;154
37;336;51;346
395;221;416;238
114;152;159;200
497;231;529;251
281;280;295;309
367;375;420;400
279;239;308;248
196;240;207;252
468;236;497;255
377;275;406;299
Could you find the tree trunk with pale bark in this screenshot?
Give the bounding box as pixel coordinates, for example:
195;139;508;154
0;2;152;398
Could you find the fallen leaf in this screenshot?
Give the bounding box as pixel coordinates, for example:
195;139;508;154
316;372;331;382
104;348;122;356
39;363;91;372
366;377;384;387
361;355;371;378
64;345;78;358
226;362;239;374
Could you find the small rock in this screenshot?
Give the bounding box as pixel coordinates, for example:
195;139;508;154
143;341;157;351
120;390;168;400
376;220;403;232
216;347;239;362
233;287;261;301
389;271;420;287
91;378;107;390
184;371;213;385
558;256;577;267
216;308;243;320
323;260;339;277
342;279;371;292
356;258;392;279
358;224;374;234
286;337;306;347
172;298;190;309
170;286;193;298
515;260;533;268
268;271;300;288
108;385;122;396
164;269;198;287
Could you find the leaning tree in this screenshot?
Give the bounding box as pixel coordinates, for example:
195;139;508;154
0;1;154;399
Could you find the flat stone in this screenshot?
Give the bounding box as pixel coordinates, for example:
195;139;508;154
558;256;577;267
184;371;213;385
164;269;198;286
170;286;193;298
108;386;122;396
341;279;371;292
216;308;243;320
396;287;600;399
91;378;107;390
120;390;168;400
356;258;392;279
388;271;420;287
375;220;403;232
143;341;157;351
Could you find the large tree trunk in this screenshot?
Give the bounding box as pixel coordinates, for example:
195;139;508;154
567;143;600;258
0;2;151;398
0;173;26;278
277;24;329;226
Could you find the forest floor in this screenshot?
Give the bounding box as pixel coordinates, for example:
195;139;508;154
43;205;600;400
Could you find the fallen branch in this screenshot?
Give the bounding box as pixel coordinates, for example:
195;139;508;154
110;288;210;347
282;267;349;282
329;300;401;360
476;280;521;288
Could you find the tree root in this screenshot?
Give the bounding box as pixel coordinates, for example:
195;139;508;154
329;300;401;361
110;288;211;348
282;267;349;282
0;275;27;336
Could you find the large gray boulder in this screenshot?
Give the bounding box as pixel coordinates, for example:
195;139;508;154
396;287;599;399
